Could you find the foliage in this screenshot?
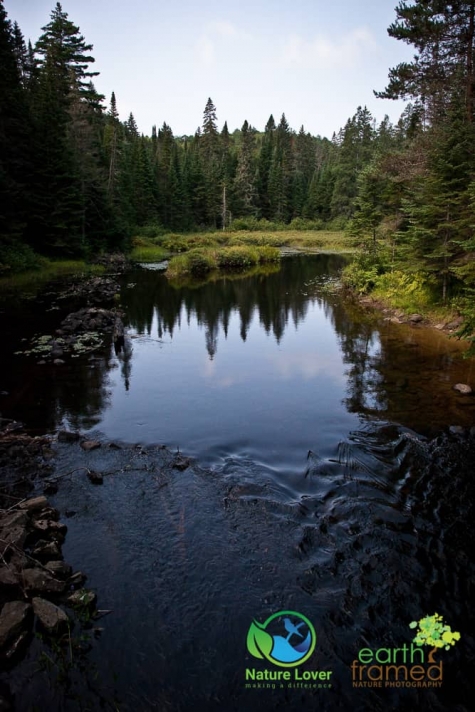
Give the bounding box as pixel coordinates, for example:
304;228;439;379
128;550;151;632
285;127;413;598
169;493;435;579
166;245;280;278
409;613;461;651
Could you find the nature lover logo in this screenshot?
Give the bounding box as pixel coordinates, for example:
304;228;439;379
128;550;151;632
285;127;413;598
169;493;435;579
247;610;316;667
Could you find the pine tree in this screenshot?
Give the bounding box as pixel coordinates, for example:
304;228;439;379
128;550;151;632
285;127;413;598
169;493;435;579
0;3;32;258
232;120;258;217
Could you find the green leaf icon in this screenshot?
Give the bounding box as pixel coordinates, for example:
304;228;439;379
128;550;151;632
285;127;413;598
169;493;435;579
247;620;274;660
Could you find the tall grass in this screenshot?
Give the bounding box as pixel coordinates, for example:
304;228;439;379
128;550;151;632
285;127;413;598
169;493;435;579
166;245;280;278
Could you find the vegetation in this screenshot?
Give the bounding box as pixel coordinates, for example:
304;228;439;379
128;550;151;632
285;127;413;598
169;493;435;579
166;245;280;278
2;0;475;341
341;0;475;334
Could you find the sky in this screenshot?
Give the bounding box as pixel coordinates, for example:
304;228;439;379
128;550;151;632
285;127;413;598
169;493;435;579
4;0;414;139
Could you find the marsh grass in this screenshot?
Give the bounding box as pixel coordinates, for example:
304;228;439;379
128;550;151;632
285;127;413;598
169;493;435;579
150;229;351;254
0;260;104;294
166;245;281;278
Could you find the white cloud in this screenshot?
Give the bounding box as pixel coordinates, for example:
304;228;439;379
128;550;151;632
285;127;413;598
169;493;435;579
196;20;254;65
196;35;215;66
281;28;377;69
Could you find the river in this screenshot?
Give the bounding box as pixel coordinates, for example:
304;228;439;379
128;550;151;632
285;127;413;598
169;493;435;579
1;254;474;711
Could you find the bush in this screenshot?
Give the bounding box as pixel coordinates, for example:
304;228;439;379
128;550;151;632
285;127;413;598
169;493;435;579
0;240;43;274
289;217;324;231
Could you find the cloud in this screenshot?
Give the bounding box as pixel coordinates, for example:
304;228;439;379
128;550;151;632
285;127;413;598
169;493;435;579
196;20;253;65
281;28;377;69
196;35;215;66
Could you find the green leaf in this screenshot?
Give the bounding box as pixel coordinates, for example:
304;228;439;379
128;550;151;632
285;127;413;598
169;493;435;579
409;621;418;629
247;621;274;660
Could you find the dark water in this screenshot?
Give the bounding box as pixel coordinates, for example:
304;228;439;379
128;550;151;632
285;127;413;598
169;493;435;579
2;255;475;711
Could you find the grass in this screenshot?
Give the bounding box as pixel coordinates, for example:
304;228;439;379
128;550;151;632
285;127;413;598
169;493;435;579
129;244;170;262
139;229;353;255
0;260;105;294
166;245;281;278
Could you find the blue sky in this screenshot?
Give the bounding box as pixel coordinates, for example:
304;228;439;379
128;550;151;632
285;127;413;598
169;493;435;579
5;0;413;138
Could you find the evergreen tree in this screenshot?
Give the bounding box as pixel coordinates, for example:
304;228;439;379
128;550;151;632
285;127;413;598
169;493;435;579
232;120;258;216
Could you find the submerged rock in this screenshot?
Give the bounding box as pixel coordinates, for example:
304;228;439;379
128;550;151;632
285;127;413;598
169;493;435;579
87;470;103;484
81;440;101;452
453;383;472;394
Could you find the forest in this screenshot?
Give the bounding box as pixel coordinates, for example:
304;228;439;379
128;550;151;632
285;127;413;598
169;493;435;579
1;1;475;327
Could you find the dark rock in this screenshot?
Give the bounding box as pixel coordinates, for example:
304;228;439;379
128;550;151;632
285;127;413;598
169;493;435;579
408;313;423;323
453;383;472;395
32;597;69;634
67;571;86;589
22;567;66;595
0;568;20;590
45;561;72;579
0;602;32;650
53;359;65;365
173;455;191;471
64;510;77;518
0;511;28;549
33;519;67;536
19;496;49;513
80;440;101;451
87;470;103;485
43;480;58;495
30;540;63;563
449;425;465;436
57;430;81;443
67;589;96;609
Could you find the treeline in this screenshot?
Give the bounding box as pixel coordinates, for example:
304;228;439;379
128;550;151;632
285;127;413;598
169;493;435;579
1;1;419;271
2;0;475;315
346;0;475;311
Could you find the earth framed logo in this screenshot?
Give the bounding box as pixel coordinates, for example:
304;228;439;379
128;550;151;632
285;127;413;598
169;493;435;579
247;610;316;667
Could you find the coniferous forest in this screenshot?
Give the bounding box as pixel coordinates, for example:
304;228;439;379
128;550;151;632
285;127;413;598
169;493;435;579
1;0;475;321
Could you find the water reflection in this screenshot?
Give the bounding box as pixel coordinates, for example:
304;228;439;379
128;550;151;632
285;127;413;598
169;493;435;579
2;255;474;459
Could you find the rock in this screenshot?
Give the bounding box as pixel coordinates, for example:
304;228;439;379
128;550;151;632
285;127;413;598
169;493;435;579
32;598;69;634
53;359;65;365
87;470;103;485
22;567;66;595
45;561;72;579
173;455;191;471
453;383;472;395
43;480;58;495
0;568;20;590
80;440;101;451
33;519;67;536
30;540;63;563
19;496;49;513
67;572;86;589
408;313;423;323
470;426;475;438
57;430;81;443
445;316;464;330
67;589;96;609
449;425;465;436
0;512;29;549
0;602;32;650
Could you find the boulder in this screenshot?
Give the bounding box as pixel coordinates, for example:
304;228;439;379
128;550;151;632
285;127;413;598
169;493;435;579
32;598;69;635
80;440;101;451
67;589;96;609
19;496;49;513
0;602;32;650
22;567;66;595
45;561;72;579
408;313;423;323
0;512;29;549
31;540;63;562
87;470;103;485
